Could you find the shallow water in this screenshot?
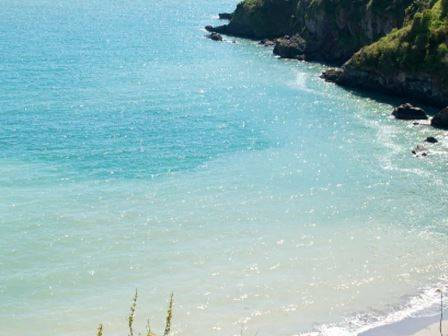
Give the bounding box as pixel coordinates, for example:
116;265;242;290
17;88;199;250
1;1;448;335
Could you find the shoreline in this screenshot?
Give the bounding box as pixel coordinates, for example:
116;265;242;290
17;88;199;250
211;26;448;336
206;0;448;109
303;284;448;336
210;29;445;111
206;16;448;336
412;320;448;336
361;314;447;336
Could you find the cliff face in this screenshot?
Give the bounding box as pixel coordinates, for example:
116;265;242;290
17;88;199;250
331;0;448;107
290;0;417;63
210;0;423;64
208;0;448;106
210;0;299;39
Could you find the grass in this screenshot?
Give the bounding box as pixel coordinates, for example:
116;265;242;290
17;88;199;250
96;324;103;336
128;290;137;336
350;0;448;89
96;291;174;336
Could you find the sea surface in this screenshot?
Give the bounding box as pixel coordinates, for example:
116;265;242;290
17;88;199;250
1;1;448;335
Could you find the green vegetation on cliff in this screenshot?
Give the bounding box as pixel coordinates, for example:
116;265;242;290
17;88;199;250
214;0;423;63
223;0;298;38
350;0;448;81
292;0;418;62
210;0;448;104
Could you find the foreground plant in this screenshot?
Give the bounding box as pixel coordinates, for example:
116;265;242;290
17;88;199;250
97;291;174;336
437;288;445;336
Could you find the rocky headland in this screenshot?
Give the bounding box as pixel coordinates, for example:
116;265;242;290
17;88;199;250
322;0;448;107
206;0;448;110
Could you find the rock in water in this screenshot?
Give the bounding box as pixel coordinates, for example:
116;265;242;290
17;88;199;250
392;103;428;120
412;144;428;157
273;35;306;60
207;32;223;41
259;39;275;47
431;107;448;129
321;68;344;82
218;13;233;20
425;136;438;143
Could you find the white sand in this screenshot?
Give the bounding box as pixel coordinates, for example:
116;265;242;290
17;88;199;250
412;320;448;336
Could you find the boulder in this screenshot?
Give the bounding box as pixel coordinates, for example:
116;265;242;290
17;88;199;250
207;32;223;41
321;68;344;82
431;107;448;129
259;39;275;47
392;103;428;120
273;35;306;60
425;136;438;143
412;144;428;157
218;13;233;20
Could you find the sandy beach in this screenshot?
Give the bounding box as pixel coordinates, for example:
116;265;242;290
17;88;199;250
359;311;447;336
412;321;448;336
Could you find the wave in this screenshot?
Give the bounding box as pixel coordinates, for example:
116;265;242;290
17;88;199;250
300;278;448;336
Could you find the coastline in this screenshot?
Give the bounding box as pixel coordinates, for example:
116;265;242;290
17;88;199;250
3;0;448;333
300;281;448;336
412;320;448;336
206;11;448;336
361;314;447;336
206;0;448;109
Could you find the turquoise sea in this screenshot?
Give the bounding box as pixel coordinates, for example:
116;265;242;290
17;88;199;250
1;1;448;335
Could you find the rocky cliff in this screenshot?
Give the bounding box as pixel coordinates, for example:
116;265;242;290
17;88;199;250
208;0;431;64
207;0;448;106
324;0;448;107
289;0;422;63
209;0;299;39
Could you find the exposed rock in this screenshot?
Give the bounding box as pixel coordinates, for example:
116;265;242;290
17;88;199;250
219;13;233;20
259;39;275;46
322;66;448;108
205;25;214;32
206;0;448;106
392;103;428;120
206;0;419;64
425;136;438;143
412;144;428;157
292;0;418;64
207;32;223;41
321;68;344;82
206;0;298;39
273;35;306;60
431;107;448;129
330;0;448;107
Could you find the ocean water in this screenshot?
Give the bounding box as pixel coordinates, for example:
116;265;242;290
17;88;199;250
1;1;448;335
